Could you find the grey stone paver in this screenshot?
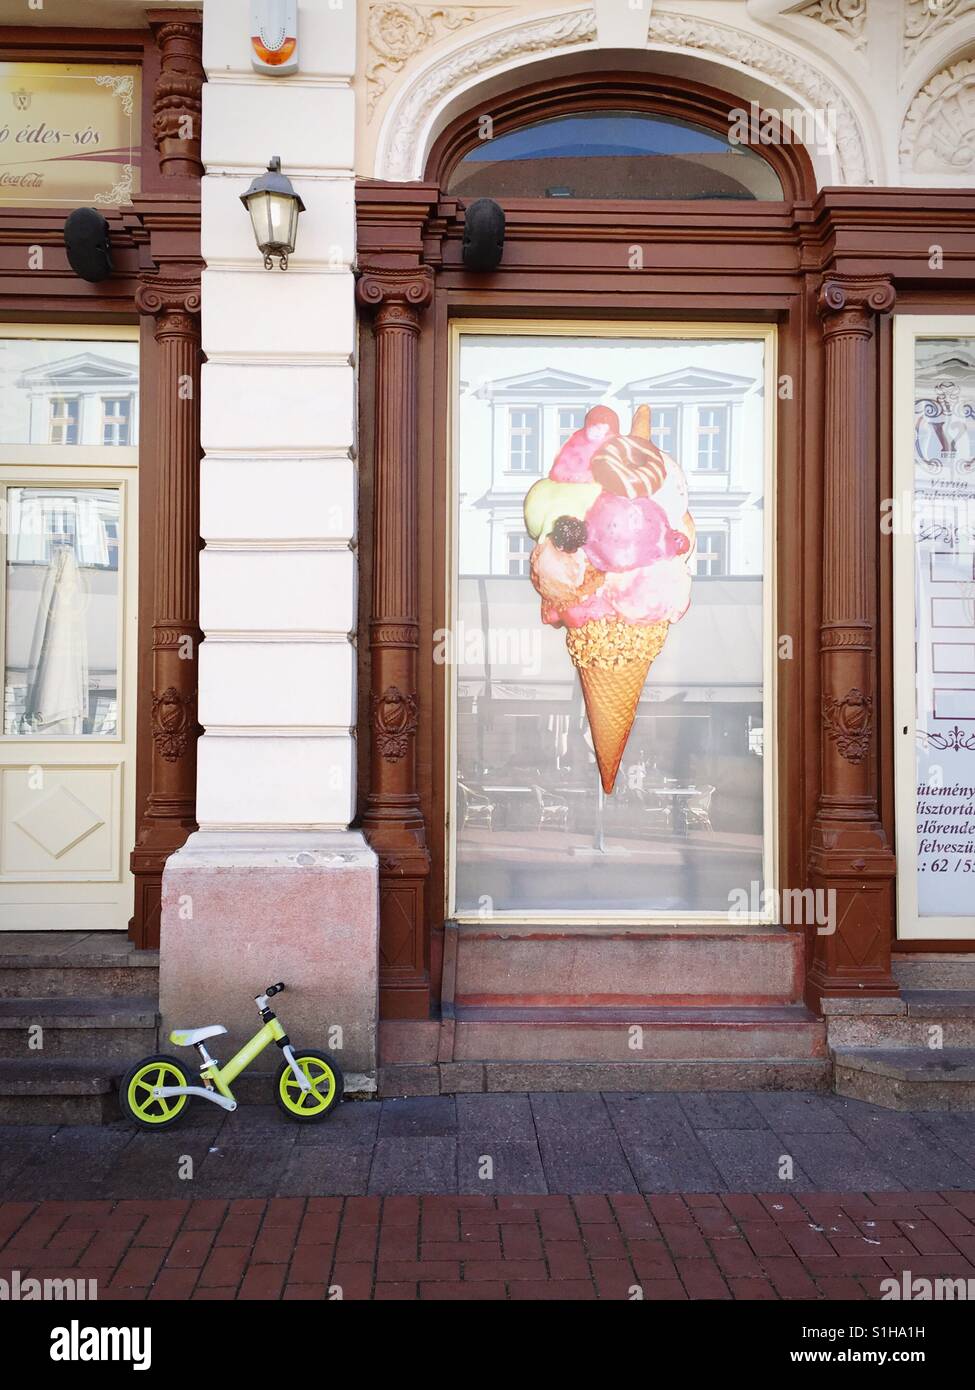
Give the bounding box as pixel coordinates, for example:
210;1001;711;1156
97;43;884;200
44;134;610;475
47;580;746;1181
696;1128;815;1192
2;1091;974;1197
605;1093;725;1191
367;1136;457;1194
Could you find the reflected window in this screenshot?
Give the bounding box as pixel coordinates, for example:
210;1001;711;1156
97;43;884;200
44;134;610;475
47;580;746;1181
558;407;585;447
447;111;784;201
650;406;679;455
695;530;728;577
508;406;540;472
49;397;80;445
4;487;121;736
506;532;533;577
102;396;132;446
696;406;729;471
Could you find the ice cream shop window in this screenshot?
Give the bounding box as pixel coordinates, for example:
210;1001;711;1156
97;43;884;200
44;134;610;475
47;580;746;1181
449;323;776;920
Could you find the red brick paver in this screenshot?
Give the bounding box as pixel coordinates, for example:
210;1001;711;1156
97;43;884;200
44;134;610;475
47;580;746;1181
1;1192;973;1300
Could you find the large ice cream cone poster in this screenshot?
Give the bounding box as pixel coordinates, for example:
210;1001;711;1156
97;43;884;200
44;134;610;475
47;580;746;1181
452;328;769;918
524;402;695;792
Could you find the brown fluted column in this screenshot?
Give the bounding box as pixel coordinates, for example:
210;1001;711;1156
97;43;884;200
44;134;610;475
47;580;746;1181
131;278;202;942
356;269;433;1018
808;274;898;1001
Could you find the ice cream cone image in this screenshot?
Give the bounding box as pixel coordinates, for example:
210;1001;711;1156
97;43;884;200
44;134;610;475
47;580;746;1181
568;617;669;793
524;402;695;795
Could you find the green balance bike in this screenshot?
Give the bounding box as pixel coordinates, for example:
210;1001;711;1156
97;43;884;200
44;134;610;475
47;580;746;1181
119;983;343;1128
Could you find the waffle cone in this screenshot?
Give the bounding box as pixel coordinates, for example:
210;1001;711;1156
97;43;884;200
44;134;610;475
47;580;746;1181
566;618;670;794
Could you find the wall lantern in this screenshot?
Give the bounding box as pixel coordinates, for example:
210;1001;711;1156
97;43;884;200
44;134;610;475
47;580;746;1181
240;156;305;269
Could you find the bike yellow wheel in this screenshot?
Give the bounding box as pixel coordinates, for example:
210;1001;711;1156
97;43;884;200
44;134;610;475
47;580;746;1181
120;1055;191;1128
275;1050;343;1122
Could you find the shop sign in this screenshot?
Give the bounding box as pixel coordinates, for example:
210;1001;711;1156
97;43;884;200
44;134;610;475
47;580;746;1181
0;63;140;208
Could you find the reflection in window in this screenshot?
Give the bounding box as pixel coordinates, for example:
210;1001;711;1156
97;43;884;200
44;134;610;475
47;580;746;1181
0;337;139;446
454;332;769;917
3;487;121;737
558;407;585;448
102;396;132;446
506;532;533;577
49;397;80;445
447;111;784;201
650;406;679;455
694;530;728;577
696;406;729;471
508;407;540;472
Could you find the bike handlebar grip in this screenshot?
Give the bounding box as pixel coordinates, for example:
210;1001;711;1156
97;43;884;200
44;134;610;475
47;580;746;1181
266;982;286;996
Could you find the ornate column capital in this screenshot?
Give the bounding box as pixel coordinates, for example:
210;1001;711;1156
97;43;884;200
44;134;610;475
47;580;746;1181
136;275;202;331
147;9;204;179
356;268;434;326
817;275;896;337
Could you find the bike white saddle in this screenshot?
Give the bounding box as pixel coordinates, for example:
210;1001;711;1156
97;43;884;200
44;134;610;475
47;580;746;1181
169;1024;227;1047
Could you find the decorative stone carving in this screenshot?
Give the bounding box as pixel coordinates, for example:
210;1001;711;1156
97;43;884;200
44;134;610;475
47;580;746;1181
152;687;195;762
380;8;597;179
647;11;869;184
367;3;504;118
795;0;866;48
373;686;419;762
901;60;975;175
904;0;975;63
147;12;204;178
823;688;873;764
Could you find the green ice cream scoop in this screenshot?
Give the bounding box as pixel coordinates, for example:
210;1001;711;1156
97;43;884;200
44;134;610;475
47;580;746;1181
524;479;602;541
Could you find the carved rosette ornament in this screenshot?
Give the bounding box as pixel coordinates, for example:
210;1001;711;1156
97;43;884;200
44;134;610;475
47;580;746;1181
147;11;204;178
152;686;195;762
808;273;898;1001
823;689;873;765
373;686;419;762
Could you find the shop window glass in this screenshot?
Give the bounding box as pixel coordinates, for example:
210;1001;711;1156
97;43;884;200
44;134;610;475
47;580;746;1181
452;329;772;918
558;407;586;447
0;337;139;446
4;487;121;736
447;112;784;201
650;405;679;455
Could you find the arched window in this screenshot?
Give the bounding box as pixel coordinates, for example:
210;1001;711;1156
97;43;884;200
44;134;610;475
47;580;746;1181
428;75;813;203
445;110;783;201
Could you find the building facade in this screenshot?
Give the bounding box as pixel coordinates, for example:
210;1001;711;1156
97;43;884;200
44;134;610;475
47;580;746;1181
2;0;975;1106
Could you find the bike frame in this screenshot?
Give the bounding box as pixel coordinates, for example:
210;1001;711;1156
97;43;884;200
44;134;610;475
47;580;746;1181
153;1015;311;1112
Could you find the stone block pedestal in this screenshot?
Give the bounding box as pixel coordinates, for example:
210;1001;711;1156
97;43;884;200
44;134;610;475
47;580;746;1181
160;831;379;1088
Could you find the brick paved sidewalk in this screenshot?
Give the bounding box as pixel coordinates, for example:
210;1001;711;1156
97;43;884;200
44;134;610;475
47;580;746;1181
2;1191;974;1301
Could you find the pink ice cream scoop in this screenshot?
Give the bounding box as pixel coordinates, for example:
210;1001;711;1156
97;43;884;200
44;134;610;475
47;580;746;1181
583;491;688;573
603;557;692;625
549;405;621;482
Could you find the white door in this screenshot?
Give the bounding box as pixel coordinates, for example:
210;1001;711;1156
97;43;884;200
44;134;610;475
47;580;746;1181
0;326;139;931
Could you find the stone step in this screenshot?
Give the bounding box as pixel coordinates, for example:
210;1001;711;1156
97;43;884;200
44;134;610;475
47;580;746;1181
378;1057;831;1096
0;1060;119;1124
452;1003;826;1062
453;923;803;1006
0;932;158;998
832;1047;975;1111
0;996;158;1060
892;954;975;991
825;992;975;1049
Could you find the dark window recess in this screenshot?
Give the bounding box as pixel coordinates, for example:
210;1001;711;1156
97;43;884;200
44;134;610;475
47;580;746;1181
447;111;783;201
